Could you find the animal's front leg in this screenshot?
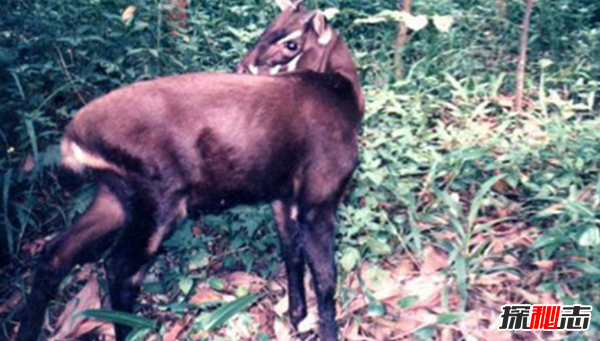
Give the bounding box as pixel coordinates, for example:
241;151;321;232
299;203;338;341
272;199;308;329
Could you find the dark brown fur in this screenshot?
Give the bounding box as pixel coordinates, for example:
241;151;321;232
15;3;362;341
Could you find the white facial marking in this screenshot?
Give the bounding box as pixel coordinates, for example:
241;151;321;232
248;64;259;75
277;30;303;45
318;28;333;45
291;205;299;221
286;53;302;72
269;64;281;75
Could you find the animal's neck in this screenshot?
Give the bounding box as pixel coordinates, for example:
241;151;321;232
319;35;365;117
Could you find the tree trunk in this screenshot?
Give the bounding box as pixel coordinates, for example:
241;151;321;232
514;0;535;113
393;0;412;80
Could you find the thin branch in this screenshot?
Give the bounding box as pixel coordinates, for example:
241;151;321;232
393;0;412;80
514;0;535;113
54;45;87;105
496;0;506;18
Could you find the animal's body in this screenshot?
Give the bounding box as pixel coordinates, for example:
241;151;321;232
16;1;363;340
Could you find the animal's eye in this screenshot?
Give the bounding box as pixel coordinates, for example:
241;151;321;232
285;41;298;51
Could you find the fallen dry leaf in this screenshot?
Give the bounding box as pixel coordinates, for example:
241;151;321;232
190;284;223;305
49;274;114;341
163;314;194;341
223;271;267;293
402;274;446;310
533;259;555;270
421;245;448;275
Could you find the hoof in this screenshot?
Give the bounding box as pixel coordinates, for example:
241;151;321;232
289;306;308;330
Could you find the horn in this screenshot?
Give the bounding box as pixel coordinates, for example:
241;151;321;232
291;0;304;11
302;10;318;24
274;0;293;11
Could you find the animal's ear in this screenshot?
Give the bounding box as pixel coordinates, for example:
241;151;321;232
309;11;333;45
275;0;304;11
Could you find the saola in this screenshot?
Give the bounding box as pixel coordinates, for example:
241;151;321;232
15;1;363;340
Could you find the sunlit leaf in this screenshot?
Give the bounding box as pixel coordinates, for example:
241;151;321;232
322;8;340;20
121;6;136;24
339;246;361;272
578;226;600;247
404;13;428;31
179;277;194;295
432;15;454;32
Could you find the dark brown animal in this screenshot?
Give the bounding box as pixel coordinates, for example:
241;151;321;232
15;1;363;340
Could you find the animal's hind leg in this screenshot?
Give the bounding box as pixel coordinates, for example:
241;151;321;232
16;184;126;341
106;191;185;341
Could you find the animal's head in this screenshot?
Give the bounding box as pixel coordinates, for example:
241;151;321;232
237;0;364;113
237;0;333;75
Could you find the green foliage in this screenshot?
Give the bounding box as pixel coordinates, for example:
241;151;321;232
193;294;260;332
1;0;600;339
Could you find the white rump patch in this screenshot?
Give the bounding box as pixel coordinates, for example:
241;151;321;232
277;30;303;45
61;139;120;174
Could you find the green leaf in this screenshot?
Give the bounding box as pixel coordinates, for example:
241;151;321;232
455;254;468;311
567;261;600;275
578;226;600;247
80;309;157;330
468;174;505;228
339;247;361;272
194;294;260;331
436;312;466;324
398;295;419;308
367;301;386;317
189;252;209;271
531;234;563;250
179;277;194;295
414;327;435;341
365;237;393;256
539;58;554;69
207;277;226;291
125;328;151;341
3;170;14;255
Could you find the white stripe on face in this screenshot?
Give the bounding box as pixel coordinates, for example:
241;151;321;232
276;30;303;45
286;53;302;72
248;64;259;75
269;64;281;75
